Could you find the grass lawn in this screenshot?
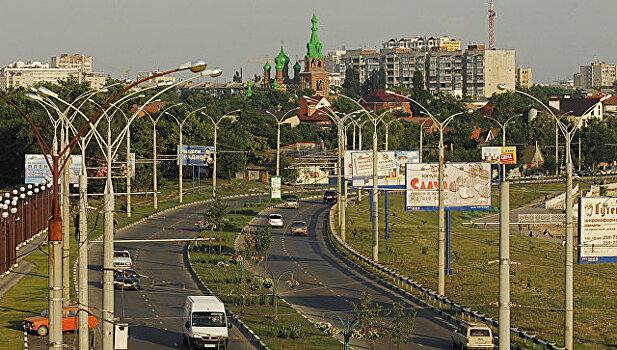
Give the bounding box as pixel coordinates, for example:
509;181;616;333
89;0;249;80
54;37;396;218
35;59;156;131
0;179;270;350
339;182;616;350
189;201;342;350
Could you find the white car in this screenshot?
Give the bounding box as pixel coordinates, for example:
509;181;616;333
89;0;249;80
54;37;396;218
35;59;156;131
267;214;284;227
113;250;133;270
283;197;299;209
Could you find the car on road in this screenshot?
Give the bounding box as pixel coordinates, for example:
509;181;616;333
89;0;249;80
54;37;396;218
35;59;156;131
290;221;308;236
451;321;494;349
114;269;141;290
530;172;544;180
113;249;133;270
323;190;337;204
267;214;284;227
23;306;98;336
283;196;299;209
606;166;617;174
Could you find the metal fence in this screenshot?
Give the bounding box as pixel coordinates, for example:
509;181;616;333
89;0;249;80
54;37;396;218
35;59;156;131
1;183;51;275
518;213;566;224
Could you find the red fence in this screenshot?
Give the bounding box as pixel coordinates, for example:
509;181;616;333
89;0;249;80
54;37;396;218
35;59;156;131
1;182;52;275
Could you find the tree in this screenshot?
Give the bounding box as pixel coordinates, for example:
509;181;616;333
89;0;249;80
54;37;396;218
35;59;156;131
352;291;387;350
232;71;242;83
254;227;274;270
361;69;386;96
581;118;617;168
342;66;361;99
389;303;416;350
203;197;229;256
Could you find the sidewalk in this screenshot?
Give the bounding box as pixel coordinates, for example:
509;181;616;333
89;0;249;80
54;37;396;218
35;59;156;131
0;230;47;299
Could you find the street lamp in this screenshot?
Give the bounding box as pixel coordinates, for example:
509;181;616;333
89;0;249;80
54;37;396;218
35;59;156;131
201;109;241;197
5;59;212;350
383;117;401;151
264;107;301;177
165;106;206;203
386;89;472;295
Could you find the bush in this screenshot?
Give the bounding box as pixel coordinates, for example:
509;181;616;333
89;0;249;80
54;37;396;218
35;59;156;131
270;326;303;339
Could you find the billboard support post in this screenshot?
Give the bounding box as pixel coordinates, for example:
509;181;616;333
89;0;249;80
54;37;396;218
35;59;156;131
446;210;452;275
498;180;511;350
384;190;390;239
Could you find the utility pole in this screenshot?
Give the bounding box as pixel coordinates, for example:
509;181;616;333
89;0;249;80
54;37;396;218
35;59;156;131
498;179;510;349
61;122;71;306
437;125;446;295
371;121;379;261
126;122;132;216
102;123;115;350
78;138;89;350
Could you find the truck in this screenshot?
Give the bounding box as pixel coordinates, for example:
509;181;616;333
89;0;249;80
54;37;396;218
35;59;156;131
182;295;232;349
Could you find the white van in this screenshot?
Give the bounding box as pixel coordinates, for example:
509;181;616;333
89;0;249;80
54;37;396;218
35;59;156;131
113;250;133;270
182;295;231;349
451;321;494;349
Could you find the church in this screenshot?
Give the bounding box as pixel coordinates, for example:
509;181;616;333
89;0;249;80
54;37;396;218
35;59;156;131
260;14;330;97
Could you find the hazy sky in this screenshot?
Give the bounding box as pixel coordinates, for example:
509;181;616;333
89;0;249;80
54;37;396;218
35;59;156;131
2;0;615;84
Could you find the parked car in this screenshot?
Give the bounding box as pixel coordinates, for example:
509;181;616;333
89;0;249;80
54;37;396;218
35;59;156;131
113;250;133;270
530;173;544;180
606;166;616;174
283;197;299;209
23;306;98;336
290;221;308;236
323;190;337;204
114;269;141;290
267;214;284;227
451;321;494;349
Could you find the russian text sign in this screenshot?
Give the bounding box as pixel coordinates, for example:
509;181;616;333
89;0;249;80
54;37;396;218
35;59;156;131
405;163;491;211
579;197;617;263
177;145;214;166
481;146;517;164
270;176;282;199
345;150;419;189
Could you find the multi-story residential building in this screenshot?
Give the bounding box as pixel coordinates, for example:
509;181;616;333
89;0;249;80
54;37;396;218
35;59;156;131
51;54;92;73
326;45;515;98
0;54;105;90
382;36;460;52
516;67;533;88
136;71;176;88
574;61;617;89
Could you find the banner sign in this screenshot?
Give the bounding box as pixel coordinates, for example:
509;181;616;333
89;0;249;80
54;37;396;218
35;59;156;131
128;152;136;177
579;197;617;263
405;162;491;211
482;146;517;164
177;145;214;166
25;154;82;184
270;176;282;199
345;150;419;189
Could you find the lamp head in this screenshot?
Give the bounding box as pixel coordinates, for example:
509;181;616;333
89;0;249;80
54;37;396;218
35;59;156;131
182;60;207;73
26;93;43;101
37;87;59;98
27;191;33;196
496;84;507;91
20;193;25;199
10;207;17;214
2;212;8;219
208;68;223;78
12;189;18;195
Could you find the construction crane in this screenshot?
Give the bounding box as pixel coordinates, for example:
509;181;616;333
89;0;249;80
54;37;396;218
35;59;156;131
488;0;495;50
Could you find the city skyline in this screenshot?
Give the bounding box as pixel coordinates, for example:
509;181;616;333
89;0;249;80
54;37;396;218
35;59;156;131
2;0;616;84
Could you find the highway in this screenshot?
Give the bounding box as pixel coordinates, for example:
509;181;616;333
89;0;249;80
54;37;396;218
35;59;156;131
253;197;454;349
27;197;263;350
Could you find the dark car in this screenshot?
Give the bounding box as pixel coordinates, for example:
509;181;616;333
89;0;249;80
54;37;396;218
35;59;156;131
323;191;337;204
114;269;140;290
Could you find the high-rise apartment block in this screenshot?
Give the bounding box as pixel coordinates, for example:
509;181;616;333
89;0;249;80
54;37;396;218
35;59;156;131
383;36;460;52
516;67;533;88
0;53;105;90
574;61;617;89
326;45;515;98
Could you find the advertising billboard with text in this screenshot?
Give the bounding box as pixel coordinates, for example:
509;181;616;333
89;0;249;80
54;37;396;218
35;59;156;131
270;176;282;199
579;197;617;263
345;150;419;189
482;146;517;164
177;145;214;166
405;163;491;211
25;154;82;184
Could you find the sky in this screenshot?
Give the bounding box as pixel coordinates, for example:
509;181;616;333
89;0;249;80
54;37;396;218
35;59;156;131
2;0;616;84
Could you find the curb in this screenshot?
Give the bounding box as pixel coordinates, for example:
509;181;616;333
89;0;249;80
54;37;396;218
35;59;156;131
327;203;563;350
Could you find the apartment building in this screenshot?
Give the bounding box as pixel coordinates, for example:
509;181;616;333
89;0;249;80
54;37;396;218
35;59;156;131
136;71;176;88
516;67;533;88
382;36;460;52
574;61;617;89
51;53;92;73
326;45;515;98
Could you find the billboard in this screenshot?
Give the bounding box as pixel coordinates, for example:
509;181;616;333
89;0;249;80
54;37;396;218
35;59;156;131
270;176;282;199
177;145;214;166
25;154;82;184
579;197;617;263
481;146;517;164
405;163;492;211
345;150;420;189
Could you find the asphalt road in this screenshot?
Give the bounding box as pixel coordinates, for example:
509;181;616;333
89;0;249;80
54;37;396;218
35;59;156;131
253;198;455;349
27;196;263;350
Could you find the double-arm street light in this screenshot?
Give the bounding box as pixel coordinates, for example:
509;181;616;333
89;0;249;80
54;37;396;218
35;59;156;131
201;109;241;197
383;117;400;151
264;107;300;177
386;90;472;295
165;106;205;203
5;59;211;350
496;84;610;350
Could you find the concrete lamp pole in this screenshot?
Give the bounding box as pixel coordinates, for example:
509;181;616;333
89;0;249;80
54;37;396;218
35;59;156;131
165;106;205;203
264;107;301;177
201;109;241;198
386;90;471;295
383;118;400;151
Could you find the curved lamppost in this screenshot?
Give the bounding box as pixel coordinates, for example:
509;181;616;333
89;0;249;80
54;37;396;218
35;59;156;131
264;107;300;177
259;269;297;320
165;106;206;203
383;117;401;151
201;109;241;197
3;59;212;350
385;90;472;296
